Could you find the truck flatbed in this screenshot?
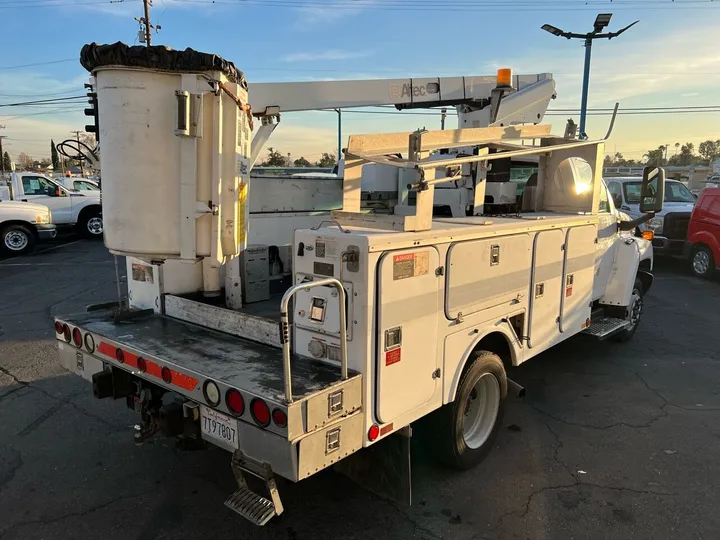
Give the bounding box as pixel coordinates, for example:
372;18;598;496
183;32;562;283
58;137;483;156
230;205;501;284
63;310;344;403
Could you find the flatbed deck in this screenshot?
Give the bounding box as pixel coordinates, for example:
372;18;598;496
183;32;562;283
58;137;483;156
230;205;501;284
63;310;345;403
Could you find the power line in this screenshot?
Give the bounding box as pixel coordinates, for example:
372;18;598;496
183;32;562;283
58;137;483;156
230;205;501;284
0;96;86;108
0;58;75;70
0;89;83;98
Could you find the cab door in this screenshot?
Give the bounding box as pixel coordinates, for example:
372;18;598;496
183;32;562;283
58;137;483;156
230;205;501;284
593;182;619;300
20;176;72;224
375;247;440;423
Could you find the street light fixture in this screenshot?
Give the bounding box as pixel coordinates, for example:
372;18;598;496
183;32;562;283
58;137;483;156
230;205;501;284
541;13;638;139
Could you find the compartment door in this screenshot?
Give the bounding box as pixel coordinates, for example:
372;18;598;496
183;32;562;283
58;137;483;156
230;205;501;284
376;248;440;423
528;230;564;348
560;225;596;333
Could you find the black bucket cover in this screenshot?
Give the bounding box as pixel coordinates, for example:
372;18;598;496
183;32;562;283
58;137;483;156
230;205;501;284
79;42;247;88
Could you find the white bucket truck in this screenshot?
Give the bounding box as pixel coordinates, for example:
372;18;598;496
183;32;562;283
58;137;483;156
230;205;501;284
54;43;663;526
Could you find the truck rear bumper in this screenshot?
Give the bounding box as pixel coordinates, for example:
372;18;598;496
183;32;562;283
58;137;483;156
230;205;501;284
55;312;363;483
35;223;57;240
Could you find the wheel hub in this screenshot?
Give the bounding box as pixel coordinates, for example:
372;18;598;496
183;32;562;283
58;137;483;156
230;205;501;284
693;251;710;275
87;217;103;235
627;289;643;327
5;231;29;251
462;373;500;450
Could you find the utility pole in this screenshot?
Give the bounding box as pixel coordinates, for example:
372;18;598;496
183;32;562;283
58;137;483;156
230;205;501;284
135;0;160;47
541;14;638;139
0;129;6;174
71;131;84;176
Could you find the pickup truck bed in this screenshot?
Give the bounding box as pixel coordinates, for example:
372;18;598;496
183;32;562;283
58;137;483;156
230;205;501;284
61;310;343;404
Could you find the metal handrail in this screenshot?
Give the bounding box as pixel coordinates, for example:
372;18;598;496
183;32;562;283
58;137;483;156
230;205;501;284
279;278;348;403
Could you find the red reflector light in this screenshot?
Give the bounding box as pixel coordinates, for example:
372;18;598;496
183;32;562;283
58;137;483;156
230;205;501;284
137;357;147;373
72;328;82;347
226;389;245;416
62;324;71;343
272;409;287;428
54;321;63;334
115;348;125;363
161;367;172;384
250;399;271;427
368;424;380;441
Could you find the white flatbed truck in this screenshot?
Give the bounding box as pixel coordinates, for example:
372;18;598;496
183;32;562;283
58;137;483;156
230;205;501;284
54;43;664;526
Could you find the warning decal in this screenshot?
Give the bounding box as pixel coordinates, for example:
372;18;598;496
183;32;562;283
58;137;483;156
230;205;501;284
131;263;154;283
393;251;430;280
385;348;401;366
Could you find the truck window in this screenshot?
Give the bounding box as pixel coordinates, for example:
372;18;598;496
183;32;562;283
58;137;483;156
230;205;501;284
74;181;100;191
608;182;622;204
665;182;695;203
598;184;610;213
22;176;56;196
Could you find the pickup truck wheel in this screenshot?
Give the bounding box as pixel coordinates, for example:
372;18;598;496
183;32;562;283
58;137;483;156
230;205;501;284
79;211;103;239
690;245;714;278
613;279;643;343
427;351;506;470
1;224;35;255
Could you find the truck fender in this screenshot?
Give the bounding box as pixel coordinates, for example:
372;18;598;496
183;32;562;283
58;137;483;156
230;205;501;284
444;326;518;405
636;236;653;271
688;230;720;261
75;201;102;222
600;238;641;307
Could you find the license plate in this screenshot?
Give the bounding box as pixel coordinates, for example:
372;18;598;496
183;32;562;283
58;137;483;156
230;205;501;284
200;406;239;449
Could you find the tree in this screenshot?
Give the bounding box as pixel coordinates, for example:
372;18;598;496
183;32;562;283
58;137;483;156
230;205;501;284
644;146;666;167
293;156;311;167
667;142;697;166
51;140;60;170
698;140;720;164
17;152;34;171
604;152;640;167
260;147;287;167
2;151;11;172
316;151;337;168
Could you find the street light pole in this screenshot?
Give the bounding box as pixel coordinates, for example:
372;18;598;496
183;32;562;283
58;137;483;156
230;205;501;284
541;14;638;139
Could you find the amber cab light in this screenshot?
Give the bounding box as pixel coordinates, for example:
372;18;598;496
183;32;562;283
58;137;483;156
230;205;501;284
226;389;245;416
272;409;288;428
642;230;654;241
250;399;271;427
72;328;82;347
368;424;380;441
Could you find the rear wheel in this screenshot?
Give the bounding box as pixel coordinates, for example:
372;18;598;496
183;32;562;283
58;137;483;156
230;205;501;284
1;224;35;255
427;351;506;470
690;245;714;278
78;210;103;239
613;278;643;343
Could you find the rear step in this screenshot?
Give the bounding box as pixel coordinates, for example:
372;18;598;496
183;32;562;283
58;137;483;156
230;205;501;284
583;316;630;339
225;486;279;526
226;450;284;526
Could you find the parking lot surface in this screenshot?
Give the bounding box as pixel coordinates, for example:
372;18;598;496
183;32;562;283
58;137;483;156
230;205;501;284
1;240;719;540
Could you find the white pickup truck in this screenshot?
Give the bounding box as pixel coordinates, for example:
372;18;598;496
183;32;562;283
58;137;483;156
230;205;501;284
55;176;101;194
0;200;56;254
2;172;103;238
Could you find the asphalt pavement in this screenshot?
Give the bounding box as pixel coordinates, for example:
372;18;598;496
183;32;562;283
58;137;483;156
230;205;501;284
1;240;719;540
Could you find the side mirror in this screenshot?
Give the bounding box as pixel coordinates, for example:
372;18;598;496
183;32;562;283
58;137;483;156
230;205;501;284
640;166;665;213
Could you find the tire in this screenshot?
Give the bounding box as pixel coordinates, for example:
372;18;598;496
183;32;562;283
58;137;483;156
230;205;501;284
690;244;714;278
78;210;103;239
427;351;507;470
1;224;35;255
613;278;644;343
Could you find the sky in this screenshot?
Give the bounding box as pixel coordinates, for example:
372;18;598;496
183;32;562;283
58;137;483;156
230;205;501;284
1;0;719;165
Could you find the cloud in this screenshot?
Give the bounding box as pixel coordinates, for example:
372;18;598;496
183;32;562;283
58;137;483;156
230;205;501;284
281;50;374;63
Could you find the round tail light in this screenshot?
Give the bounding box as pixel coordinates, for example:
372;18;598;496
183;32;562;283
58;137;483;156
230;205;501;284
84;333;95;353
161;367;172;384
203;380;221;406
250;399;271;428
115;348;125;363
368;424;380;442
272;409;287;428
137;357;147;373
226;389;245;416
62;324;71;343
72;328;82;347
54;321;63;334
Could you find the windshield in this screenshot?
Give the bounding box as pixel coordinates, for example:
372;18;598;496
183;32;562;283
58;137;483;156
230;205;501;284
623;181;695;204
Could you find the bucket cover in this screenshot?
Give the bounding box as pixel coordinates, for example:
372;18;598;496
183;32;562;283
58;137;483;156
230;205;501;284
80;42;247;88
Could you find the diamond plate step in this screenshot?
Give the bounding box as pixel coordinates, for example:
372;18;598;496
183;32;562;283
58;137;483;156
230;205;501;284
583;316;630;339
224;486;278;526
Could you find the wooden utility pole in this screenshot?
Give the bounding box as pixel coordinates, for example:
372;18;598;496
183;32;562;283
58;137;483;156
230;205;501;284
135;1;159;47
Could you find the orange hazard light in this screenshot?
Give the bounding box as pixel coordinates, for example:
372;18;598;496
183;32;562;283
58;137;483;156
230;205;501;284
642;230;654;241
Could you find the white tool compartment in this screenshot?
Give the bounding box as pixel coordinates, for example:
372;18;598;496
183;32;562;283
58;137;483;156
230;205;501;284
376;247;441;423
445;234;531;320
528;230;564;349
560;225;597;332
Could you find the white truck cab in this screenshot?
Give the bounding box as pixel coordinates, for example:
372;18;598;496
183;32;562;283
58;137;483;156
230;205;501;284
5;173;103;238
0;199;56;254
55;176;101;194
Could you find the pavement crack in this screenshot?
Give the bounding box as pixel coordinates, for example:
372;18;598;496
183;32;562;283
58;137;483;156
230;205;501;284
0;490;151;539
17;406;60;437
542;421;575;480
530;402;668;430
